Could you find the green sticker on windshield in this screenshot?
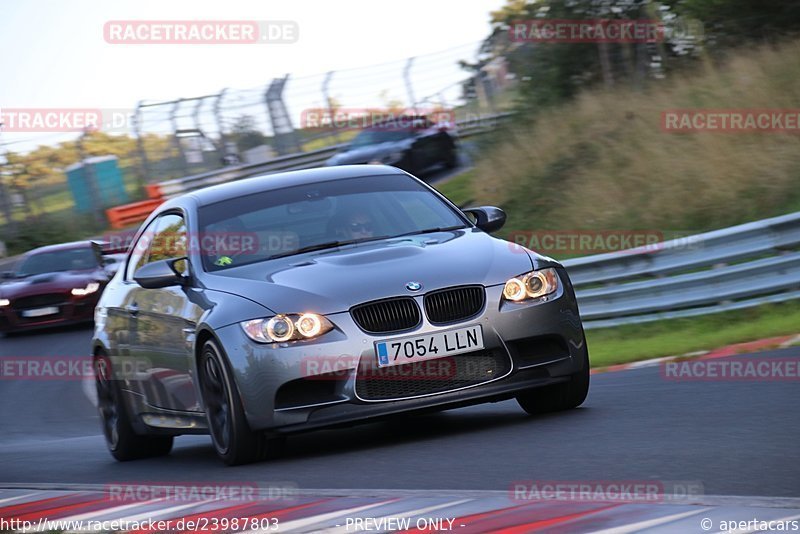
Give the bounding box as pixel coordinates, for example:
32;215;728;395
215;256;233;267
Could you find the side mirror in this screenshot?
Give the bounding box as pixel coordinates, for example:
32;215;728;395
0;271;15;280
134;258;188;289
463;206;507;233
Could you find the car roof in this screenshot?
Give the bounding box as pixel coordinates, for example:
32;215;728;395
185;164;407;207
25;241;95;255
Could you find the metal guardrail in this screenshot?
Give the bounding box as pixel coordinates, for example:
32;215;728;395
151;114;514;199
570;211;800;329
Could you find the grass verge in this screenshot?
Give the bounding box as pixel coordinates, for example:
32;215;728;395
587;299;800;368
433;169;476;207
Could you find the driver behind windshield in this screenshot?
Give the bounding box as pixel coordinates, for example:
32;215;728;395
331;210;376;240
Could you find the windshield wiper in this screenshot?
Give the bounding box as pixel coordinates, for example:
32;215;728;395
390;225;467;239
266;226;467;261
267;236;386;260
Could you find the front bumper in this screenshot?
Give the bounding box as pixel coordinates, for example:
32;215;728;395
215;273;587;433
0;294;99;332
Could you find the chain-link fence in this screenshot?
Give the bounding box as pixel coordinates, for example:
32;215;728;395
0;40;515;254
132;41;513;183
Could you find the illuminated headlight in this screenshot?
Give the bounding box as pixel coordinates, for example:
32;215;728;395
503;268;559;302
0;298;9;307
72;282;100;296
240;313;334;344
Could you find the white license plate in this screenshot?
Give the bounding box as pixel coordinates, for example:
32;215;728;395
375;325;484;368
21;306;59;318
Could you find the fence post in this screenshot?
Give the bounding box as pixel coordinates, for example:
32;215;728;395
170;99;189;175
133;101;151;189
265;75;301;155
322;71;340;144
403;57;417;111
214;88;229;157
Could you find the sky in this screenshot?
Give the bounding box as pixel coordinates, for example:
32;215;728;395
0;0;507;151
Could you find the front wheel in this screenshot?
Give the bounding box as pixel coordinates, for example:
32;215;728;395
443;147;458;169
94;354;174;461
516;348;590;415
199;339;283;466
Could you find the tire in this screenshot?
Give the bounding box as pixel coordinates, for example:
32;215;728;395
199;339;283;466
516;346;590;415
94;354;174;461
443;147;458;169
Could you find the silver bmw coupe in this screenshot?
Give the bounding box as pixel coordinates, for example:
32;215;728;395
91;165;589;465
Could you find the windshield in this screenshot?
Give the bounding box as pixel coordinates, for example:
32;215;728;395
349;129;414;147
198;174;468;271
17;247;99;277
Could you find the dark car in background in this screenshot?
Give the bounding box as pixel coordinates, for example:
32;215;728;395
0;241;117;333
325;115;458;175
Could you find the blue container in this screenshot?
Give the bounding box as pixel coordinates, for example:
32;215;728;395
65;156;129;213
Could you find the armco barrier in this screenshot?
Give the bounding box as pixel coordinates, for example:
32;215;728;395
568;211;800;329
105;198;163;230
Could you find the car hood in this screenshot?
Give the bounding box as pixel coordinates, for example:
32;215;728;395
326;141;408;165
0;270;104;298
202;229;536;315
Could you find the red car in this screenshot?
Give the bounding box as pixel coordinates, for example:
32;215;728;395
0;241;118;333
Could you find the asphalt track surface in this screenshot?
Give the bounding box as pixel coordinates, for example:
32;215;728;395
1;324;798;500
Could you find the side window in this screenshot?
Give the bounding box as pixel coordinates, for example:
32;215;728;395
125;221;156;280
148;214;188;274
125;214;188;281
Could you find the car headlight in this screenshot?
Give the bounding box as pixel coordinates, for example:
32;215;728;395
0;298;9;307
240;313;334;343
72;282;100;296
503;268;559;302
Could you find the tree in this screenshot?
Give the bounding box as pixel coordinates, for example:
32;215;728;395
229;115;268;153
665;0;800;48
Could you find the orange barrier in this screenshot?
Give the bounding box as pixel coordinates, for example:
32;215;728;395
145;184;163;200
106;199;164;229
